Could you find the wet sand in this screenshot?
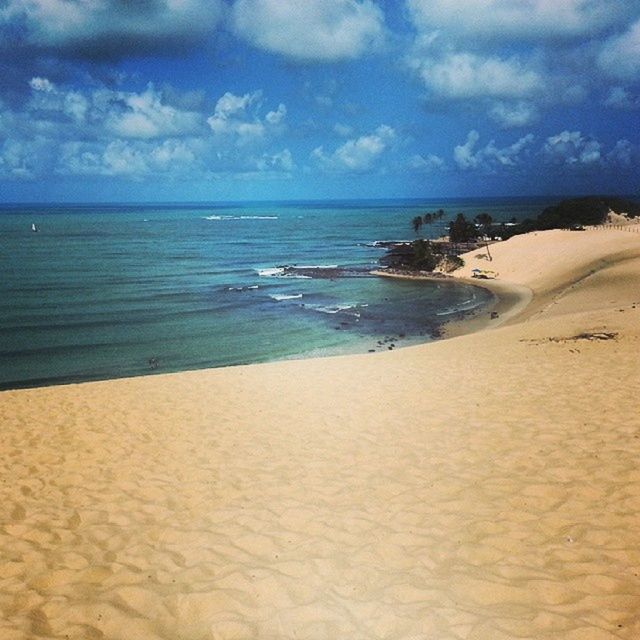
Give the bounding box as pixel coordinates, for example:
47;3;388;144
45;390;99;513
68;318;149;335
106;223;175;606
1;228;640;639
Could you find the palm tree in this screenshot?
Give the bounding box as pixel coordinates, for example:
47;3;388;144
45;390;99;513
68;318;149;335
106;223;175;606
434;209;445;237
411;215;423;236
474;213;494;261
422;212;433;237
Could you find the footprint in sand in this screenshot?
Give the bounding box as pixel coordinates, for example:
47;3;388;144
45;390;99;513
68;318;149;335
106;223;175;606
67;511;81;529
11;504;26;521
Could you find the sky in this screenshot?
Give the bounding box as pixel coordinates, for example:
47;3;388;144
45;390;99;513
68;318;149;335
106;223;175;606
0;0;639;202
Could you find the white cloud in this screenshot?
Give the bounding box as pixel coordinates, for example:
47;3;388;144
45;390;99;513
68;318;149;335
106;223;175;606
404;3;640;125
6;79;293;181
312;124;395;172
412;52;543;100
207;91;283;144
598;19;640;80
334;123;354;137
207;91;287;145
63;91;89;124
489;101;539;128
2;0;224;55
265;104;287;125
0;136;53;179
606;139;638;168
106;86;202;139
99;140;150;177
409;153;445;172
231;0;385;61
603;87;639;110
454;130;535;170
542;130;602;166
26;78;202;138
406;0;630;41
212;91;261;122
57;138;204;178
453;130;481;169
256;149;295;173
29;77;55;93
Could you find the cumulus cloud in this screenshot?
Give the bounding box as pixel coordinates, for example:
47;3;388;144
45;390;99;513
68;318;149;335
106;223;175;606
106;86;202;139
405;2;640;126
0;0;224;57
406;0;631;41
409;153;445;172
410;52;543;100
1;78;293;181
25;79;203;138
265;104;287;125
0;136;54;179
312;124;395;172
489;101;539;128
255;149;295;173
56;138;202;178
448;129;637;176
454;130;535;171
598;19;640;80
29;77;55;93
207;91;286;145
334;123;354;137
231;0;385;61
542;130;603;166
603;87;639;110
606;139;638;168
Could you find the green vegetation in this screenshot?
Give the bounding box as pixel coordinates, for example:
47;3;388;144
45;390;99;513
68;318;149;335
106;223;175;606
500;196;640;239
412;210;446;237
448;213;478;243
409;239;439;271
394;195;640;274
474;213;494;261
381;238;463;273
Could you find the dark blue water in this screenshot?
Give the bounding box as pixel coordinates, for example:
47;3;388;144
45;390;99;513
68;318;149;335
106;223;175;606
0;198;553;389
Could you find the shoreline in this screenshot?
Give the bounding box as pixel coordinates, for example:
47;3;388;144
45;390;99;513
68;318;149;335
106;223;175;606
0;267;529;394
1;229;635;394
2;228;640;638
370;268;533;339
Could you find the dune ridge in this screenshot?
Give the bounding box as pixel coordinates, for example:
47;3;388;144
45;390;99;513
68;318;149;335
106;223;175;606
1;228;640;639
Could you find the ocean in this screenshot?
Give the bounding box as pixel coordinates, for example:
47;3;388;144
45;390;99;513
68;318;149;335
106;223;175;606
0;197;555;389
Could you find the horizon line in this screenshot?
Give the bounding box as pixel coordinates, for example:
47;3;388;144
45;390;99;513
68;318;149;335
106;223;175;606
1;192;637;208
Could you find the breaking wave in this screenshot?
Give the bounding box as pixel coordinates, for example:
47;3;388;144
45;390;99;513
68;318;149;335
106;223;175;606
203;215;278;221
269;293;304;301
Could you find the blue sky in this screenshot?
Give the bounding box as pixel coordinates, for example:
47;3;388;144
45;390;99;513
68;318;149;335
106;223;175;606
0;0;639;202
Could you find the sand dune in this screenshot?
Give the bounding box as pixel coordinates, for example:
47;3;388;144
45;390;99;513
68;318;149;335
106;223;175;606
1;228;639;639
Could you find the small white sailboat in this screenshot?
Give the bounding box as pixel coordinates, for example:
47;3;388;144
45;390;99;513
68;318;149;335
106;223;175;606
31;223;38;232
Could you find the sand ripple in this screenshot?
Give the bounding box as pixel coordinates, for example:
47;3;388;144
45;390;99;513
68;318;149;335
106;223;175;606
1;231;640;639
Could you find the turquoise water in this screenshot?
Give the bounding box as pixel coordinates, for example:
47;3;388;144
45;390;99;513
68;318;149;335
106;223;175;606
0;198;553;389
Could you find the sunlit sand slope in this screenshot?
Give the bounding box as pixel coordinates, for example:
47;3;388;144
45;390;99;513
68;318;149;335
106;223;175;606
1;228;639;639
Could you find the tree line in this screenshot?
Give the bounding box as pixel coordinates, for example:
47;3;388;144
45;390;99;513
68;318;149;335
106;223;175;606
411;210;495;243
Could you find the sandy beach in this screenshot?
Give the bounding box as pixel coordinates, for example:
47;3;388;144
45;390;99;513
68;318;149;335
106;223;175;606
1;227;640;639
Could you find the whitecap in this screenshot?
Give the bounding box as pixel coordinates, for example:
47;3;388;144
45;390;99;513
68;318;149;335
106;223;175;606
256;267;311;279
269;293;303;301
308;303;360;316
238;215;278;220
257;267;285;277
227;285;260;291
435;297;483;316
203;215;278;221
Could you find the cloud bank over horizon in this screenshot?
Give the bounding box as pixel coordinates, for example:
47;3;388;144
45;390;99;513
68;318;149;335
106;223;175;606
0;1;638;200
